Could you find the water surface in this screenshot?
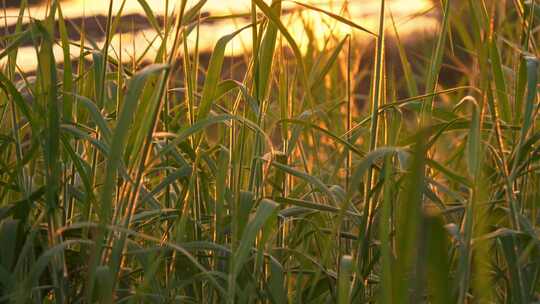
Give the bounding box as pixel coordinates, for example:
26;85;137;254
1;0;439;72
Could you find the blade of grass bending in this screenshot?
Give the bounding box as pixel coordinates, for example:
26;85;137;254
197;24;254;122
152;113;271;165
138;166;192;205
288;1;377;37
308;36;348;90
345;86;474;138
68;94;113;142
349;147;406;197
87;64;169;301
270;161;337;205
279;118;365;156
0;73;35;128
0;29;35;61
136;0;164;38
99;64;168;227
274;197;360;217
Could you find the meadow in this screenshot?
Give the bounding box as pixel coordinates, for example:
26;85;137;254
0;0;539;303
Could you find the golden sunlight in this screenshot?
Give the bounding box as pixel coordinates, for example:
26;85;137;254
2;0;438;72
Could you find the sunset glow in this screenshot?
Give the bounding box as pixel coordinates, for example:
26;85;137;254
1;0;438;72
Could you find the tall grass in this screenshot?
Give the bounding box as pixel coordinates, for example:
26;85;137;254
0;0;539;303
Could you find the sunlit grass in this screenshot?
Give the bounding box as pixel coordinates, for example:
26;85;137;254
0;0;539;303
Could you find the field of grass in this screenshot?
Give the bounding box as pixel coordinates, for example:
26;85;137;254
0;0;539;302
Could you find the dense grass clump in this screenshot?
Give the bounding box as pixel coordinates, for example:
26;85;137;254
0;0;539;302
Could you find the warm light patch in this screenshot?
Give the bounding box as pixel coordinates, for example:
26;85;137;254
1;0;438;72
